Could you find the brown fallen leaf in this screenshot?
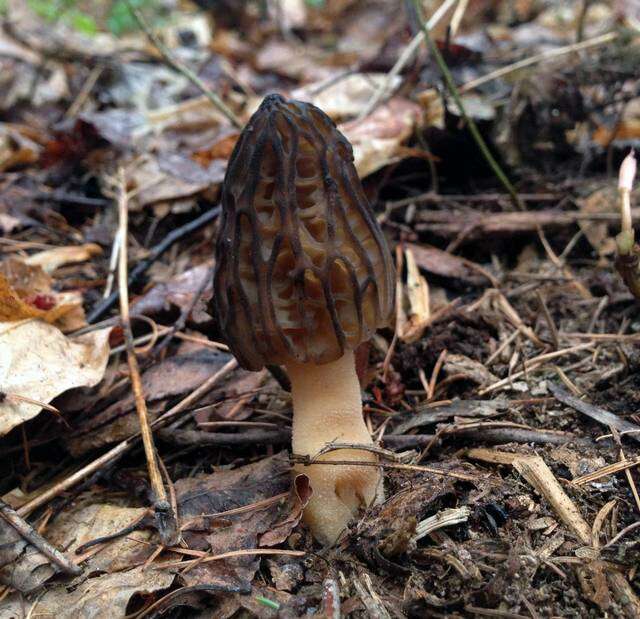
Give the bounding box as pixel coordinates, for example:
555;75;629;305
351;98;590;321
128;153;225;210
0;258;86;330
340;98;421;178
0;512;57;593
0;124;41;172
132;261;213;324
0;322;110;436
292;73;403;121
23;243;102;274
66;347;232;455
259;474;312;547
1;567;174;619
45;500;155;573
175;453;299;591
405;243;492;285
577;185;618;257
443;353;499;387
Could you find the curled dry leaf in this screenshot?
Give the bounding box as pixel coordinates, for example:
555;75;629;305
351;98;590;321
0;258;86;330
0;515;57;593
442;353;499;387
45;501;155;573
1;568;174;619
0;322;110;436
292;73;403;121
23;243;102;274
0;124;41;172
340;98;421;177
396;247;431;343
132;261;213;324
577;185;618;257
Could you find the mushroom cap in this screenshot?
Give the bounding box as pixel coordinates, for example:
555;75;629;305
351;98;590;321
214;94;394;371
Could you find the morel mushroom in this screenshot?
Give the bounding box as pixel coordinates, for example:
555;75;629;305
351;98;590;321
214;94;394;544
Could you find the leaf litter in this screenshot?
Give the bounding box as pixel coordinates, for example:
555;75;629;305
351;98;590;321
0;0;639;617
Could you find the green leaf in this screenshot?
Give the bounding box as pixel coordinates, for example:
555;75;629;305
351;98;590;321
69;10;98;36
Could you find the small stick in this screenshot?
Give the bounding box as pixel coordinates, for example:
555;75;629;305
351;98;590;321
0;499;81;576
427;348;447;401
87;206;221;322
459;31;618;94
357;0;458;120
124;1;241;128
536;290;559;350
412;0;523;210
116;167;177;546
549;383;640;444
291;454;479;482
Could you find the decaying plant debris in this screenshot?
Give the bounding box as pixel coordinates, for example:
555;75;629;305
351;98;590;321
1;0;640;617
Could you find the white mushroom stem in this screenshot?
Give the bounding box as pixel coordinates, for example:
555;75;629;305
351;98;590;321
286;350;382;545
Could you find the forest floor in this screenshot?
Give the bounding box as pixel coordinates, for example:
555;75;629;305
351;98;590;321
1;1;639;617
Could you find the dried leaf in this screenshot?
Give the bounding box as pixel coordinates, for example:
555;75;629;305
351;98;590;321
0;258;86;329
46;500;154;573
1;568;174;619
405;243;490;285
577;185;618;257
176;453;296;591
0;517;57;593
66;348;231;455
259;474;311;547
23;243;102;274
132;261;213;324
340;98;421;177
397;247;431;343
0;322;110;436
443;353;498;386
292;73;402;121
129;154;225;209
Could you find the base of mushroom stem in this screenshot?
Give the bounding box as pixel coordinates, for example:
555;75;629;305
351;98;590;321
294;444;385;547
294;450;382;545
286;351;384;544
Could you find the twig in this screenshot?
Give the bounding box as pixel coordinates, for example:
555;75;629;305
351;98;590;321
154;548;305;570
87;206;221;322
124;0;241;128
357;0;458;120
478;342;595;395
412;0;523;210
459;31;618;94
157;428;290;447
549;383;640;445
116;167;178;546
572;457;640;486
413;506;470;541
290;454;480;482
536;290;559;349
0;499;81;576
